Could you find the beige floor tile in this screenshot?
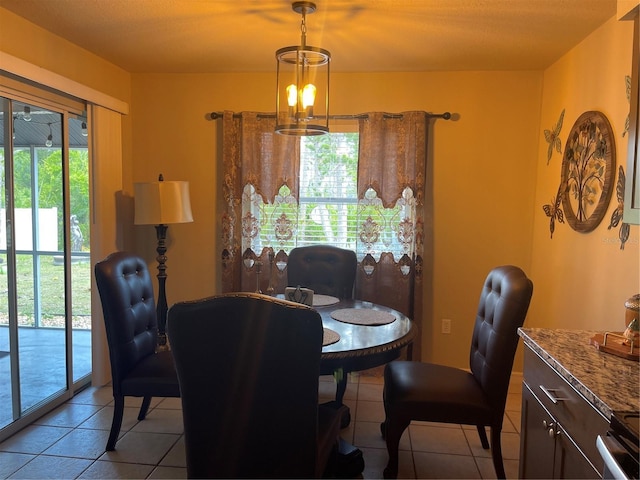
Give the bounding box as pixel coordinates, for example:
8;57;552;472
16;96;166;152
505;392;522;412
475;456;520;480
359;446;415;479
120;396;163;410
130;409;184;435
0;425;72;454
7;455;92;479
99;431;181;465
77;405;140;432
68;386;114;406
413;451;481;479
506;410;521;433
0;452;35;478
148;465;188;479
77;459;154;479
357;382;384;402
358;370;385;384
33;403;102;428
159;436;186;467
355;420;411;451
43;428;110;459
0;369;525;479
355;400;385;423
463;428;520;461
154;398;182;410
464;427;492;458
409;424;472;456
499;431;520;460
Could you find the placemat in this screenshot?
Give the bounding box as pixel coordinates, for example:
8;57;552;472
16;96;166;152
330;308;396;326
313;294;340;307
323;328;340;346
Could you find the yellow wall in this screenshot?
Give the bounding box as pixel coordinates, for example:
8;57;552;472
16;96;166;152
530;15;639;333
130;70;542;368
2;6;637;374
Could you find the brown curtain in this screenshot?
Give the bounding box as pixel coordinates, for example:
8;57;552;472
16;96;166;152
220;111;299;292
355;112;427;360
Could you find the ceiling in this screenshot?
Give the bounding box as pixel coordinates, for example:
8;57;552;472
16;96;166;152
0;0;617;73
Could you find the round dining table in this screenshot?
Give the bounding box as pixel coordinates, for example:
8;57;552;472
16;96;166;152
313;296;416;410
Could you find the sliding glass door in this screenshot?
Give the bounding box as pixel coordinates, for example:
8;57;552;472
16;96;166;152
0;96;91;437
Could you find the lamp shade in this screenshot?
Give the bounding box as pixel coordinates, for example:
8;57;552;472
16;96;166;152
134;180;193;225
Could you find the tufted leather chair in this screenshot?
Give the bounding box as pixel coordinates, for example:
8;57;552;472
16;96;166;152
94;251;180;451
287;245;357;299
168;292;347;478
381;265;533;479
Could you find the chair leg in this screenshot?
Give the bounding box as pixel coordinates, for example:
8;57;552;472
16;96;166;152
138;396;152;421
490;426;506;479
106;395;124;451
382;417;410;479
477;424;490;449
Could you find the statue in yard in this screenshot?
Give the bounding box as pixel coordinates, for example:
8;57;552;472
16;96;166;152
71;215;83;252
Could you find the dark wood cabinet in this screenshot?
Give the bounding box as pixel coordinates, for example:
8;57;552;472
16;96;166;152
519;347;609;479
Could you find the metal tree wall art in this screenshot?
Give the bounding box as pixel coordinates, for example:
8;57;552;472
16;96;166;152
544;109;565;164
560;111;616;233
608;165;630;250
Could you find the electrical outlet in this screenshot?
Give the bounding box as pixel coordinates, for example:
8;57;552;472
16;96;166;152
441;318;451;334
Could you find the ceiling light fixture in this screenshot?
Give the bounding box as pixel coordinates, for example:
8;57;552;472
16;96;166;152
23;106;32;122
275;1;330;136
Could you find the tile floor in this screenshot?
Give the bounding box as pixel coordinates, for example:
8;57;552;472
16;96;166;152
0;370;523;479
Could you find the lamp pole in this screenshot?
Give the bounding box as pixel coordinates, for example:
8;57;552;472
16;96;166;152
154;224;169;347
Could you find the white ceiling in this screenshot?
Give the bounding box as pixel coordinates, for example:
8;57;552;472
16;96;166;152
0;0;617;73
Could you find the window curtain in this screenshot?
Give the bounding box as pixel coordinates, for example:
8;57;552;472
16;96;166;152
356;111;427;360
220;111;300;292
219;110;428;359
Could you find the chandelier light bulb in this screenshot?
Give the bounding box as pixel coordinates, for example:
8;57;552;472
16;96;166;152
286;84;298;107
302;84;316;108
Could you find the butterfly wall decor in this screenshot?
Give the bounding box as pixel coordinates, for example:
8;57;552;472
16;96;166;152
544;109;565;164
607;165;630;250
543;182;565;238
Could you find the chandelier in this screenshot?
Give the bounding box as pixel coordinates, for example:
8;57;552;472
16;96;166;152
275;1;330;136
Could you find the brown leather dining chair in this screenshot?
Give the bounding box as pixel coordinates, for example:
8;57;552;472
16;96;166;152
381;265;533;479
167;292;348;478
287;245;357;299
94;251;180;451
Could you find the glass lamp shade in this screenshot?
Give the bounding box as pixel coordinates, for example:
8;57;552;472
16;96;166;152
134;180;193;225
276;44;330;136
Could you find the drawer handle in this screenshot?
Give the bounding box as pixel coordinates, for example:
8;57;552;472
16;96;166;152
539;385;569;404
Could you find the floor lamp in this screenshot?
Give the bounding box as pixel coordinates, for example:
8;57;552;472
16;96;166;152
134;174;193;347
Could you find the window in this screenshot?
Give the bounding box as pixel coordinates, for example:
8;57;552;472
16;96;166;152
242;130;416;262
244;132;359;254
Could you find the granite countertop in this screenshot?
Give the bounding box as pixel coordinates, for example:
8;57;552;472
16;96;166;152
518;328;639;420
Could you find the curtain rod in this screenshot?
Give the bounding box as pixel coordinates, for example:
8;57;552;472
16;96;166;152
207;111;452;121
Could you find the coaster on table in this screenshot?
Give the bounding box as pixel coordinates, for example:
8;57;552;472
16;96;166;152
323;328;340;346
313;294;340;307
330;308;396;326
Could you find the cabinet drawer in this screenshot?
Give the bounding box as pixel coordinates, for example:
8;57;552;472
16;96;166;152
523;347;609;472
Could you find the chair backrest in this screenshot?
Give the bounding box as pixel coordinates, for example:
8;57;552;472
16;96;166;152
94;251;158;394
167;292;324;479
287;245;357;299
469;265;533;418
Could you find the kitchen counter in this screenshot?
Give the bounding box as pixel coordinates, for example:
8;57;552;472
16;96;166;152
518;328;639;419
